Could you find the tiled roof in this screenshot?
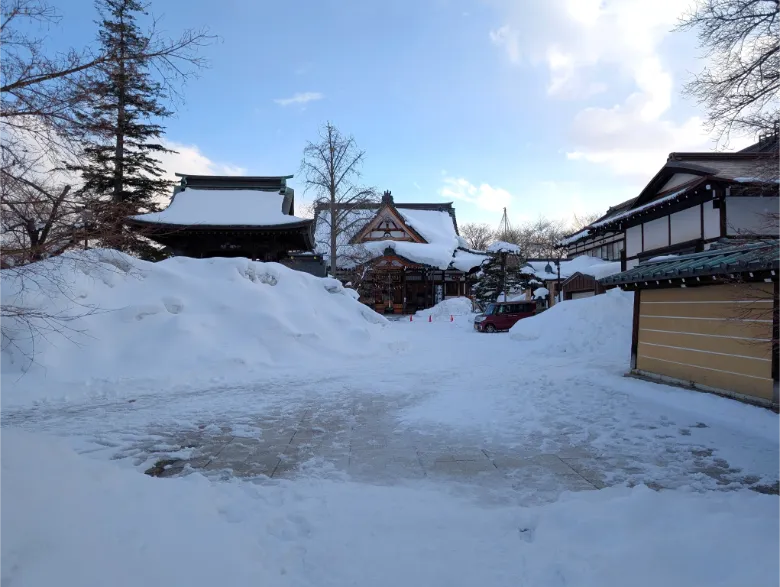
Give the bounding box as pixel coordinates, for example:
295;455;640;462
599;239;779;286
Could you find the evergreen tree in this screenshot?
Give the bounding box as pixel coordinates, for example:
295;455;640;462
473;252;524;308
73;0;174;258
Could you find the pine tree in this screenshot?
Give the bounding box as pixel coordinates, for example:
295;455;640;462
473;252;524;307
73;0;174;258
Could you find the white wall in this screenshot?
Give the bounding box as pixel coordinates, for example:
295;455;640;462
703;201;721;239
626;225;642;257
670;205;701;244
726;197;779;235
642;217;669;251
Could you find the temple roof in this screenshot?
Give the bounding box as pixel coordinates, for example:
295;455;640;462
312;194;487;271
131;189;310;228
175;174;293;191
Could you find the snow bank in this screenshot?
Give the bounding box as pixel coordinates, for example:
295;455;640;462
415;297;475;321
509;288;633;358
1;250;389;402
3;429;777;587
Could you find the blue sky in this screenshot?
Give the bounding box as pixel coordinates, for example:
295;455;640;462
49;0;734;227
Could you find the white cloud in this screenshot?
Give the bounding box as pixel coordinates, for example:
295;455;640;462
439;176;512;213
488;0;731;177
158;141;247;183
273;92;324;107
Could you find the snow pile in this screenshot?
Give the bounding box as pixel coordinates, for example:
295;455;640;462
415;297;475;321
509;288;633;358
1;250;389;399
487;241;521;254
533;287;549;299
132;189;305;226
3;429;777;587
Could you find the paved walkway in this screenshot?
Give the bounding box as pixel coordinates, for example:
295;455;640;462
132;393;766;504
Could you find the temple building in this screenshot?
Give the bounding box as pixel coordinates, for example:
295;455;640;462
313;191;488;314
128;174;315;262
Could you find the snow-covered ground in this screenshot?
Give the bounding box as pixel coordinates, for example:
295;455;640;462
2;257;778;586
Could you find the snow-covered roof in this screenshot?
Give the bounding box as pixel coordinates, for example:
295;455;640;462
590;183;699;229
132;189;307;227
522;256;622;281
312;202;487;272
486;241;521;254
533;287;549;299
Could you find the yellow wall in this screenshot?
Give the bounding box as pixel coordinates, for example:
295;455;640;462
636;283;775;401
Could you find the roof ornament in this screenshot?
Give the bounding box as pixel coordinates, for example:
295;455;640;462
382;190;394;204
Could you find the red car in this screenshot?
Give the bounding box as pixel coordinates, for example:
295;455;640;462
473;301;537;332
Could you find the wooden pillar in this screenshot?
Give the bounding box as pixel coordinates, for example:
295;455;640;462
773;279;778;405
630;287;641;370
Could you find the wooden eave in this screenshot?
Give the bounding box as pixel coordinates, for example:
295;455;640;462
350;203;427;244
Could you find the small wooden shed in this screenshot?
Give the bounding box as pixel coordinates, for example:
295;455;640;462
600;240;779;408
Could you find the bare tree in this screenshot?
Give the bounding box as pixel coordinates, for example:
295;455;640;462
460;222;494;250
571;211;601;232
301;122;377;275
678;0;779;143
497;216;569;258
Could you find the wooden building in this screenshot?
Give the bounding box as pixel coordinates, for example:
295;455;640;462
312;191;488;314
563;133;779;272
128;174;315;262
560;198;634;262
600;240;778;408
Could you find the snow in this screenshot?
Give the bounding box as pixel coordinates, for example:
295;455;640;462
397;208;459;251
733;177;780;183
523;256;622;281
132;189;306;226
559;228;590;246
3;428;777;587
415;297;475;321
3;250;779;586
362;239;456;269
649;254;679;261
533;286;549;299
1;250;389;405
591;186;692;228
510;288;633;356
312;207;481;271
487;241;521;254
451;248;489;272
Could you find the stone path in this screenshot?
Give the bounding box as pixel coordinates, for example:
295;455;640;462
130;394;770;504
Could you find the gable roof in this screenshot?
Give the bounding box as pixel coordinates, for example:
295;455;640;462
311;194;487;271
591;140;778;232
351;202;427;244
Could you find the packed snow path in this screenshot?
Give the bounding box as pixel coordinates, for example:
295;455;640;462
3;319;777;502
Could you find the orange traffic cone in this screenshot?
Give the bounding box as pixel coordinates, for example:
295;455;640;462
409;315;413;322
428;315;432;323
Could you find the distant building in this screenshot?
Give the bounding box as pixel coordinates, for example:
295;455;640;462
312;191;488;314
128;174;325;274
